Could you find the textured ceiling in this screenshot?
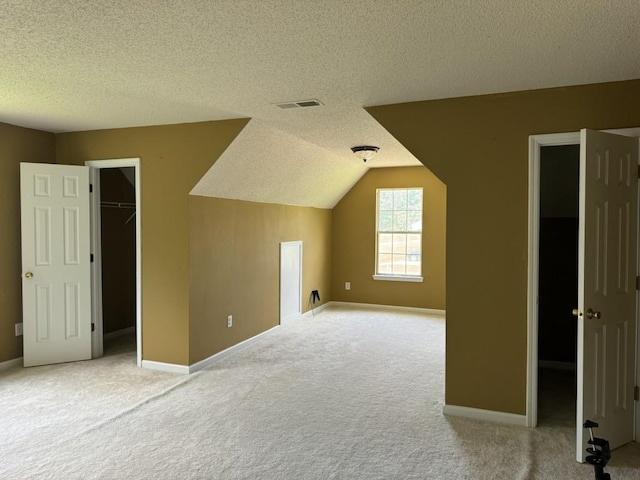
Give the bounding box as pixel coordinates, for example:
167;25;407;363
2;1;639;206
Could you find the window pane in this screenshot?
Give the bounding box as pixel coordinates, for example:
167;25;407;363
378;254;392;274
407;234;421;257
378;233;393;254
392;211;407;231
378;210;392;231
407;189;422;210
392;233;407;254
407;211;422;232
379;190;393;211
393;189;408;210
407;255;421;275
392;255;406;275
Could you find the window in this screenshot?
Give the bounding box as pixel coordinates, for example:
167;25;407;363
374;188;423;282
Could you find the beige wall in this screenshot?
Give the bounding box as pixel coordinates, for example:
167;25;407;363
56;119;248;365
368;79;640;414
189;196;332;364
331;167;446;310
0;123;55;363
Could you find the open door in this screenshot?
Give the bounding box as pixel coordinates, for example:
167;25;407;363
576;129;638;461
20;163;92;367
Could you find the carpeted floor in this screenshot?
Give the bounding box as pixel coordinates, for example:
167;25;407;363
538;367;576;429
1;305;639;479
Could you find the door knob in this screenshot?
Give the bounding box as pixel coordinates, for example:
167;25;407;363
586;308;601;320
572;309;582;317
24;272;33;279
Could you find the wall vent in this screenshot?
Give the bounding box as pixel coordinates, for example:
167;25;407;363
274;99;323;109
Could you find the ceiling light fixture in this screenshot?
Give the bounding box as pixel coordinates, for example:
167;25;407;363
350;145;380;163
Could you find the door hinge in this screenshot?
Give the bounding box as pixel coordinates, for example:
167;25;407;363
636;276;640;291
90;253;94;263
635;386;639;401
90;183;93;193
637;165;640;179
91;323;95;332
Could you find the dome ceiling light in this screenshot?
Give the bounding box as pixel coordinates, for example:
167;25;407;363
350;145;380;162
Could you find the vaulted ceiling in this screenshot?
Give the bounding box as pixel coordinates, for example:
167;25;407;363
2;1;639;207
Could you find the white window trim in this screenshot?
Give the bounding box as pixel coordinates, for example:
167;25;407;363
375;187;424;279
372;274;424;283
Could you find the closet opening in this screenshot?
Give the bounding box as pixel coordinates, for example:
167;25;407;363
87;158;142;366
537;144;579;427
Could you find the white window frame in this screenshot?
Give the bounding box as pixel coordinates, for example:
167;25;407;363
373;187;424;283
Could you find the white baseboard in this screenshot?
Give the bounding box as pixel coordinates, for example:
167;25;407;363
141;360;190;375
443;404;527;427
280;313;302;325
104;326;135;341
142;309;330;375
141;301;435;376
0;357;23;370
328;301;445;316
188;326;281;374
301;302;331;319
281;303;332;324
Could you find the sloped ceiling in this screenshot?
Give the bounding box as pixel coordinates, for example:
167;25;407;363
191;119;367;208
2;1;639;206
192;108;424;208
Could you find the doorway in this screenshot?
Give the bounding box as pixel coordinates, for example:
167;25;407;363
86;158;142;366
100;167;136;352
537;144;579;427
280;241;302;324
527;128;640;448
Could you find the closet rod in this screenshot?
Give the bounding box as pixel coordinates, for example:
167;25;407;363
101;201;136;209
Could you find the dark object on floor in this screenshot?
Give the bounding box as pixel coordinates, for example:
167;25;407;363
584;420;611;480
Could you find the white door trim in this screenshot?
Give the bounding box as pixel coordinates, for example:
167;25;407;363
86;158;142;367
88;167;103;358
527;129;640;437
527;132;579;427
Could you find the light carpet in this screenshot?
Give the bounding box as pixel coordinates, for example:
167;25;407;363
1;306;639;479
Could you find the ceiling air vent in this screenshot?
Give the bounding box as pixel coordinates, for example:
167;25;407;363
274;99;324;110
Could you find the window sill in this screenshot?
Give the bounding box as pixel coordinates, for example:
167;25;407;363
372;274;423;283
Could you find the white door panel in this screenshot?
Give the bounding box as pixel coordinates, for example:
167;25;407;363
21;163;92;367
280;241;302;324
577;130;638;461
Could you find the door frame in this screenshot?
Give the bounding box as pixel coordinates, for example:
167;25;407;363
86;158;142;367
526;129;640;435
526;132;579;427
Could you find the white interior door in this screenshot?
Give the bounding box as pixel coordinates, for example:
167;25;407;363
576;129;638;461
20;163;92;367
280;241;302;324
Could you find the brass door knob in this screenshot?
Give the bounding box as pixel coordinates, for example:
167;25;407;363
586;308;601;320
24;272;33;279
572;309;582;317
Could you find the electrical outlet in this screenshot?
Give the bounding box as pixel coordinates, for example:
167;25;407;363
227;315;233;328
15;322;23;336
345;282;351;290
